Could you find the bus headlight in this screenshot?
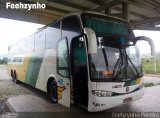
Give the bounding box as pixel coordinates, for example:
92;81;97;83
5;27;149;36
92;90;112;97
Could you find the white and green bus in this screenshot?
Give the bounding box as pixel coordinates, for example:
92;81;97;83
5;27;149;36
8;11;155;112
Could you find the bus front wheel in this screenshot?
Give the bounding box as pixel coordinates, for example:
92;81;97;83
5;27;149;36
49;80;58;103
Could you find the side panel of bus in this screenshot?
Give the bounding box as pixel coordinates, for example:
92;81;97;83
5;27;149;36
7;21;61;93
7;15;83;108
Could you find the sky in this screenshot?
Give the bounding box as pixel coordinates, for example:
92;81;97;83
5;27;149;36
0;18;160;56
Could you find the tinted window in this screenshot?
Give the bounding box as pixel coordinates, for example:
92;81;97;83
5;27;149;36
46;22;60;48
35;30;45;50
62;16;81;43
57;38;69;77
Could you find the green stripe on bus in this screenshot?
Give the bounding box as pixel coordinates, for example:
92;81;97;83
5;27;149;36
25;52;44;87
124;81;131;87
124;80;137;87
130;80;136;85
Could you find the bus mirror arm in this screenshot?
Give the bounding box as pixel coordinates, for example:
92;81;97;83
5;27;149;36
131;36;155;56
84;27;97;54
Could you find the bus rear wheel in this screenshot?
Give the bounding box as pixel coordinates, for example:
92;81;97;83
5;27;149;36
12;71;19;84
49;80;58;103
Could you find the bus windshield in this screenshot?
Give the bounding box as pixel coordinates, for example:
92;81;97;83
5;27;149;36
81;13;142;82
89;35;142;81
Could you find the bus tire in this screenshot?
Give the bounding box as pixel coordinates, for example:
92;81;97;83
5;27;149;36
12;71;19;84
49;80;58;103
11;69;13;77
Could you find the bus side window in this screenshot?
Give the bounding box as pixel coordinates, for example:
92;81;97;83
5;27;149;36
57;37;69;78
62;16;82;44
35;30;45;50
46;21;60;49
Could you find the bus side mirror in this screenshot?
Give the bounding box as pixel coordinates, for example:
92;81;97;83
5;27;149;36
84;27;97;54
131;36;155;56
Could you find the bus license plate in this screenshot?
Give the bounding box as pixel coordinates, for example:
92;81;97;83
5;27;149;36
123;97;132;103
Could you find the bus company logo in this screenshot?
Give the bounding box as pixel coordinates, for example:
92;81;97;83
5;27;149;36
6;2;46;10
126;87;129;92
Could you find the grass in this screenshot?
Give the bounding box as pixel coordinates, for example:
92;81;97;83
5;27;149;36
142;58;160;74
144;83;154;87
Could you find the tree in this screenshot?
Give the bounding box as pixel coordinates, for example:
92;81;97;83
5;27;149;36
0;57;8;64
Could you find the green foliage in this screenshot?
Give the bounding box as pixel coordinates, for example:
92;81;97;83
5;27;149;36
144;83;154;87
142;58;160;74
0;57;8;64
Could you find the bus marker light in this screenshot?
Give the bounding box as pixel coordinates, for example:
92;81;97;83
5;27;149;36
102;70;113;75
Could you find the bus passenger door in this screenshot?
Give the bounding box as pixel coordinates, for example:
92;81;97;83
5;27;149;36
71;36;88;107
57;37;70;108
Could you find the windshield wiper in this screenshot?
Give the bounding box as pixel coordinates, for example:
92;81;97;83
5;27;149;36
126;54;141;77
113;48;140;79
113;49;128;78
102;48;109;71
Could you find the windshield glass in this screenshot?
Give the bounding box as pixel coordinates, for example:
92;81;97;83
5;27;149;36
81;13;142;81
89;35;141;81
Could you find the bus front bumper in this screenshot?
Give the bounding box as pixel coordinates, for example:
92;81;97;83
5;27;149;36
88;87;144;112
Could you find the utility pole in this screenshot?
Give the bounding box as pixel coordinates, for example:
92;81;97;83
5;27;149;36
154;56;157;73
